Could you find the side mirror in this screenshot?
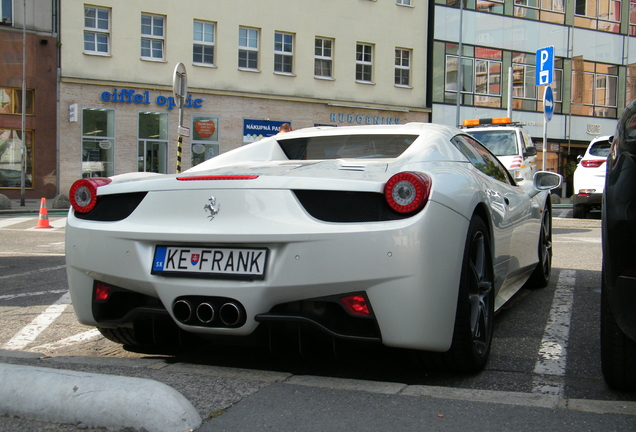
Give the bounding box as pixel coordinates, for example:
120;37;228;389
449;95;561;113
533;171;562;191
524;146;537;157
577;155;583;163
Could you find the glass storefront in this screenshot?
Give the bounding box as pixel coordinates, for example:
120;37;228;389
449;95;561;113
138;112;169;173
82;108;115;178
190;115;219;167
0;129;33;188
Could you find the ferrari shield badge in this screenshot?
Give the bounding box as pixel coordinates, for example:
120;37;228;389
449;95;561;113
204;196;220;220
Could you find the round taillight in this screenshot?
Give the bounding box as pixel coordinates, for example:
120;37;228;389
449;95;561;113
384;172;431;214
69;178;112;213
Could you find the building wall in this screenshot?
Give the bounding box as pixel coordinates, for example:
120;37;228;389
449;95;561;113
60;1;427;108
431;2;636;187
0;0;58;199
58;81;427;195
58;0;431;194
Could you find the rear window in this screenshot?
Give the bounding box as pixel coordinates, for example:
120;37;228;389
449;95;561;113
276;134;417;160
465;130;518;156
589;140;611;157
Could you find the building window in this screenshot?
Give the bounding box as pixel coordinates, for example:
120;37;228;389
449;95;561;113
476;0;504;13
84;6;110;54
82;108;115;178
138;112;169;173
475;56;501;97
0;88;34;115
574;0;621;33
274;32;294;74
193;20;215;65
315;37;333;78
191;116;220;167
395;48;411;87
397;0;412;5
571;59;618;118
356;43;373;83
137;112;169;174
0;130;33;188
444;44;502;108
141;14;165;60
512;54;562;114
239;27;259;70
513;0;565;24
1;0;12;25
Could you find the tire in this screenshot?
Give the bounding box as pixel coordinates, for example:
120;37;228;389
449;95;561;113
420;216;495;372
527;205;552;288
572;204;587;219
98;327;142;346
601;277;636;391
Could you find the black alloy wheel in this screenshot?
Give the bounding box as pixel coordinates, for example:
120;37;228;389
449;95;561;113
465;217;495;361
528;205;552;288
421;215;495;372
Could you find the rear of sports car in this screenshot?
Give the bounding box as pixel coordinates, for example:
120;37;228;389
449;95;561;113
65;127;471;354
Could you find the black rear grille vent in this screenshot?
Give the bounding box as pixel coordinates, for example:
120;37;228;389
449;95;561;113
75;192;148;222
293;190;408;222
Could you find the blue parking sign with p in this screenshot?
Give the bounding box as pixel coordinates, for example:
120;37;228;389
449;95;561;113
536;46;554;86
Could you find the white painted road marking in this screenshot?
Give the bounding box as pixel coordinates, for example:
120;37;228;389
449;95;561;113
0;216;66;230
532;269;576;396
0;217;34;228
0;265;66;280
31;329;102;351
0;289;68;301
2;292;71;351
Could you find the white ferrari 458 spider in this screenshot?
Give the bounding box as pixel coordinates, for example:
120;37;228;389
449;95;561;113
66;123;561;372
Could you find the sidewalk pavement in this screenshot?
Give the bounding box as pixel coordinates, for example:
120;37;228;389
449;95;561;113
0;198;69;215
1;349;635;432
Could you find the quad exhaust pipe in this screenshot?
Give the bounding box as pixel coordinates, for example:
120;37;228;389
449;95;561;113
173;297;245;328
173;299;194;323
196;302;215;323
219;302;242;326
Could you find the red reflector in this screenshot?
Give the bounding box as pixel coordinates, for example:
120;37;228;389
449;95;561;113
581;160;606;168
177;175;259;181
341;295;371;316
94;283;111;302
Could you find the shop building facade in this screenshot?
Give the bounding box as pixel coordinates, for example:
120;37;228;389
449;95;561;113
431;1;636;194
58;0;431;195
0;1;58;199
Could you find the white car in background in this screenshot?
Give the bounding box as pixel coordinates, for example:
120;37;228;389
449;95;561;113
572;136;612;219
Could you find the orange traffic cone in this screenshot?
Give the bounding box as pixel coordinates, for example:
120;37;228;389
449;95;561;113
35;198;53;229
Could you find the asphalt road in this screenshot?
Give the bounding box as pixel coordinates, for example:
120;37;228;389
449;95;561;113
1;210;635;431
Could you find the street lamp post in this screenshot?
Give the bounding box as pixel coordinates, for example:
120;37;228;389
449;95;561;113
455;0;464;127
20;0;26;206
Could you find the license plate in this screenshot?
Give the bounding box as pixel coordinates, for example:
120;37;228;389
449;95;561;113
151;246;268;280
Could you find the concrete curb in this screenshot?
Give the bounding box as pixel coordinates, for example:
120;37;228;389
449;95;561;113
0;363;202;432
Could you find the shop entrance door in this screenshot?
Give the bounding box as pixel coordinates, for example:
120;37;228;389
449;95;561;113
138;140;167;173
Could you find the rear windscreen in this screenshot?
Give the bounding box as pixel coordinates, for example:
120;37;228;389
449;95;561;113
466;130;517;156
277;134;417;160
589;141;611;157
